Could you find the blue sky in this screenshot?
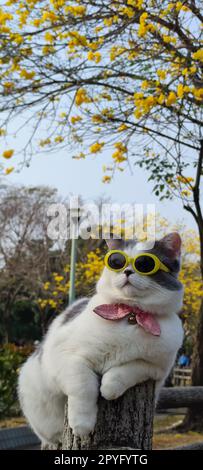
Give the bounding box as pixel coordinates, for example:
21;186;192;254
8;145;197;231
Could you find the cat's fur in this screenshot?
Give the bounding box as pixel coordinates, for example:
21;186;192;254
18;233;184;444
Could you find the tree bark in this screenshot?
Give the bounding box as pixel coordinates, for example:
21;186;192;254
183;140;203;431
157;386;203;409
43;381;155;450
182;298;203;431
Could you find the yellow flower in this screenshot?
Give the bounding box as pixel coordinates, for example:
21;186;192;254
89;142;104;153
3;82;14;90
102;175;111;183
75;88;90;106
64;5;86;16
0;128;6;136
165;91;177;106
5;166;14;175
44;32;55;43
112;150;127;163
20;69;36;80
177;84;184;99
141;80;150;90
192;87;203;100
87;51;101;63
54;275;64;282
163;35;177;44
157;93;165;104
71;115;82;125
2;149;14;159
157;70;167;80
118;124;128;132
54;136;64;143
39;138;51;147
91;115;105;124
192;50;203;62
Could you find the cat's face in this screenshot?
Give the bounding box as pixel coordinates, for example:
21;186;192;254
96;233;184;315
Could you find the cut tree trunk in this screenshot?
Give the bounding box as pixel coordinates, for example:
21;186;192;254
43;380;155;450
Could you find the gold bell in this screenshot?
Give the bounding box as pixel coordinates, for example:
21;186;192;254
128;312;137;324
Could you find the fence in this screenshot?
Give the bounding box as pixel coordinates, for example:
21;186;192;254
172;367;192;386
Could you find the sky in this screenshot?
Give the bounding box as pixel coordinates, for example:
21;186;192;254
7;144;197;232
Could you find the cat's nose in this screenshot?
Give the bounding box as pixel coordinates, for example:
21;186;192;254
124;269;134;277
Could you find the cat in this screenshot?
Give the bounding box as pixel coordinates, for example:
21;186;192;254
18;232;184;444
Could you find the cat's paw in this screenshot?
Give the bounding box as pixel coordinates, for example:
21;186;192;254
100;378;125;401
72;423;94;438
69;413;96;438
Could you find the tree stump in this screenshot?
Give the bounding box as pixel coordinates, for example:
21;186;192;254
43;381;155;450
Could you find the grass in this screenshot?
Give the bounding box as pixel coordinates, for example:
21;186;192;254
1;413;203;450
0;416;26;429
153;414;203;449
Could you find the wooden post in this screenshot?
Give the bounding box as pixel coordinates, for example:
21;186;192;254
60;381;155;450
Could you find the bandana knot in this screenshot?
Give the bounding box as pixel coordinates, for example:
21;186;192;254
93;303;161;336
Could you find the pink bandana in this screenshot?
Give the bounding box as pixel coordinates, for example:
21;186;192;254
93;303;161;336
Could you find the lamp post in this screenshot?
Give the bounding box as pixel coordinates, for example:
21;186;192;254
69;236;77;305
68;197;80;306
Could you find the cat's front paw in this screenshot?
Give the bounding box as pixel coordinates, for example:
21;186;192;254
72;424;94;438
69;413;96;438
100;377;125;401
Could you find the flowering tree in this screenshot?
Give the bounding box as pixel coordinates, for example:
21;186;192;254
0;0;203;428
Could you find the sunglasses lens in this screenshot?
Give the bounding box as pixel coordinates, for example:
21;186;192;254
107;252;126;270
134;255;155;274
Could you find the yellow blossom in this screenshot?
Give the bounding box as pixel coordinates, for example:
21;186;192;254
44;32;55;43
141;80;150;90
165;91;177;106
54;275;64;282
75;88;90;106
87;51;101;63
192;50;203;62
157;70;167;80
177;84;184;99
118;124;128;132
89;142;104;153
2;149;14;159
71;115;82;125
20;69;36;80
102;175;111;183
5;166;14;175
163;35;177;44
39;138;51;147
192;88;203;100
54;136;64;143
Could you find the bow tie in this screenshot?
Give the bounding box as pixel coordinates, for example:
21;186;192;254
93;303;161;336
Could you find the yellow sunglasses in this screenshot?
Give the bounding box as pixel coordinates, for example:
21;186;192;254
104;250;170;276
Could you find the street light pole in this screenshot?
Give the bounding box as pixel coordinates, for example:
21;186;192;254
68;197;80;306
69;234;77;306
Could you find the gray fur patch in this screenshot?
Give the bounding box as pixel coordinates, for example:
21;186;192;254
61;298;89;325
146;242;182;291
122;239;182;291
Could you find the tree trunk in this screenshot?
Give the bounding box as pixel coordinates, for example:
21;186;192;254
182;140;203;431
182;298;203;431
43;381;155;450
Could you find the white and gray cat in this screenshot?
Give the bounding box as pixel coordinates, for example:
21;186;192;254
18;233;184;444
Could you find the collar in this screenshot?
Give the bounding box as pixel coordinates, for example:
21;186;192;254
93;303;161;336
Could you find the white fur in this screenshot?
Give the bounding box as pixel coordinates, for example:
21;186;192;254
18;243;184;444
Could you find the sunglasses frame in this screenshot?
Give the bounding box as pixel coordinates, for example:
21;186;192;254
104;250;170;275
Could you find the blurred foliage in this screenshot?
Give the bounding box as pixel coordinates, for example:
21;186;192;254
0;344;33;418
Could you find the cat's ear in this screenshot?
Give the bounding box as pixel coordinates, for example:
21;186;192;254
105;238;124;250
159;232;181;258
